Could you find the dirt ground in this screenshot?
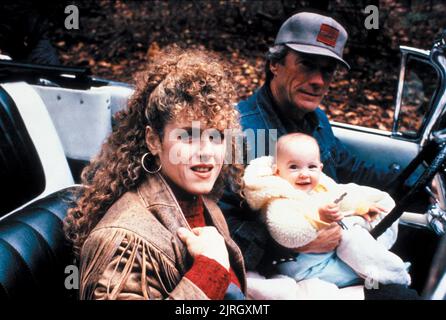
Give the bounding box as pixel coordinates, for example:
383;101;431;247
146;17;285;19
45;0;446;130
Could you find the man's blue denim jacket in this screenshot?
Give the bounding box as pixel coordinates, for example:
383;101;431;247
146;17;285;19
237;85;393;184
220;84;396;271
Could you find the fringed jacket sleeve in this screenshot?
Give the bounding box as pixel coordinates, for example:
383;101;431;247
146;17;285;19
79;227;209;300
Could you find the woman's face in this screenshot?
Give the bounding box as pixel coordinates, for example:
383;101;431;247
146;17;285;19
148;118;227;195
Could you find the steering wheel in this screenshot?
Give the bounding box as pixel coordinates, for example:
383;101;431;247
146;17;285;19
371;133;446;239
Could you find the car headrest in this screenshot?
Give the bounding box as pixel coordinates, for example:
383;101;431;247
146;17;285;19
0;86;46;217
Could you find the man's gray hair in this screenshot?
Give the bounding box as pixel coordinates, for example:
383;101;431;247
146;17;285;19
265;45;289;83
266;45;289;64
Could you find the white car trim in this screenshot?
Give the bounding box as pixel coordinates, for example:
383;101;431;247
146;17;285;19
1;82;74;215
331;121;392;136
33;85;113;161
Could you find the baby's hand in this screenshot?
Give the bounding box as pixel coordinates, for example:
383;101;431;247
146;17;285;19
361;204;388;222
319;202;343;223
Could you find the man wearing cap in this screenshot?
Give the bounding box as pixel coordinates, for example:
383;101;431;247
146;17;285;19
239;11;387;185
220;12;417;299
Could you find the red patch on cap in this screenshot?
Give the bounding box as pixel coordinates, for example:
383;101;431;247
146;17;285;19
317;24;339;47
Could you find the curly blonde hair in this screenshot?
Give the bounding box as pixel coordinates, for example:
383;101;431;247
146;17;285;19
64;48;243;257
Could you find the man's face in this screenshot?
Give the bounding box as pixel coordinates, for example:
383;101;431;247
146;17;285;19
270;50;337;117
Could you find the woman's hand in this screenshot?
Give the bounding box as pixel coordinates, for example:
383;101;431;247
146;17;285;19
319;202;343;223
177;226;230;270
294;223;342;253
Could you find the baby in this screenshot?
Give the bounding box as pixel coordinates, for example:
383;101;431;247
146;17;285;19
243;133;411;288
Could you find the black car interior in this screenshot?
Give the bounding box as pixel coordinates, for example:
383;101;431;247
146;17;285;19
0;186;80;300
0;87;45;218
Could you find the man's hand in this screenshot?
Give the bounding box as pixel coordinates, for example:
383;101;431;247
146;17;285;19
319;202;343;223
294;223;342;253
177;226;230;270
361;204;388;222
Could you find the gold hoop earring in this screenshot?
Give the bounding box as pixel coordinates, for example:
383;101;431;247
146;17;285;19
141;152;162;174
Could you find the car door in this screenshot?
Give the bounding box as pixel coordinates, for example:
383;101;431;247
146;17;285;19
330;45;445;293
331;46;441;189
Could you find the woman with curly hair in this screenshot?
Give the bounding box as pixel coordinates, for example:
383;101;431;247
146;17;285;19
64;48;246;300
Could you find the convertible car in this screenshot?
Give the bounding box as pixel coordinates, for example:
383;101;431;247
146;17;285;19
0;33;445;300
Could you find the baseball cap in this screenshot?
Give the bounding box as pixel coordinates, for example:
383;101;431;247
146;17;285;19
274;12;350;69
